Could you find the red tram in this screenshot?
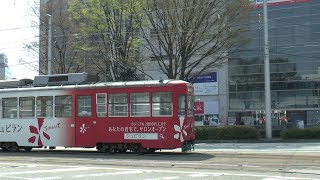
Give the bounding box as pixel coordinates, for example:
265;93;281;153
0;73;195;153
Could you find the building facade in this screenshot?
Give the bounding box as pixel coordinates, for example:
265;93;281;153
228;0;320;126
0;53;12;80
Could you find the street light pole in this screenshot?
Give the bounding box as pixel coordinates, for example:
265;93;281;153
263;0;272;139
47;14;52;75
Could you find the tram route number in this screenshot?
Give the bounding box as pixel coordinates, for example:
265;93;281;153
124;133;158;140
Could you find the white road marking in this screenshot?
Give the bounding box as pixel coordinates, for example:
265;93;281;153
0;175;61;180
290;169;320;174
162;177;179;180
262;178;299;180
145;177;180;180
0;162;318;180
189;174;209;177
0;159;261;168
0;167;96;175
113;160;261;168
0;175;30;180
74;170;143;178
30;177;62;180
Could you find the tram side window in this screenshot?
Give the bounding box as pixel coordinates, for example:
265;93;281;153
36;96;53;118
77;96;92;117
96;94;107;117
187;95;194;116
178;95;186;115
19;97;35;118
2;98;17;118
152;92;172;116
108;94;128;117
131;93;150;117
55;95;72;118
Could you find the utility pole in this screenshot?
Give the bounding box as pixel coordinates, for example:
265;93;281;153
263;0;272;139
47;14;52;75
109;10;116;82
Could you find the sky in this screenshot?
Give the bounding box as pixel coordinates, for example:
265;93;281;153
0;0;39;79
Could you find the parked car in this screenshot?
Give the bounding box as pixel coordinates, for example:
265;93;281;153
203;116;220;126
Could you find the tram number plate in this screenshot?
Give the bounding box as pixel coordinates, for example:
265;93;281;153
124;133;158;140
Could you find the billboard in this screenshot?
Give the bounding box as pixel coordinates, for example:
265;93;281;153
250;0;311;7
189;72;218;95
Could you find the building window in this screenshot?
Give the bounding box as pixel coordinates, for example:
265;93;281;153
19;97;35;118
77;96;92;117
2;97;17;118
152;92;172;116
108;94;128;117
55;95;72;118
36;96;53;118
130;93;150;117
96;94;107;117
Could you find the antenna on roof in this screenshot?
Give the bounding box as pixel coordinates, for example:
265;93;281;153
159;77;163;83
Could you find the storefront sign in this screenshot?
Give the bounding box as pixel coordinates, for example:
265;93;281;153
189;72;218;95
250;0;311;7
189;72;217;83
227;117;236;125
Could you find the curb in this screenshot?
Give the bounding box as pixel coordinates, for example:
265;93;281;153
195;139;320;143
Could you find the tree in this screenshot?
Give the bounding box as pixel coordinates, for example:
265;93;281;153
24;0;86;75
141;0;250;80
68;0;146;81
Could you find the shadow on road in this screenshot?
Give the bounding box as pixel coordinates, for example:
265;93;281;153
0;149;214;162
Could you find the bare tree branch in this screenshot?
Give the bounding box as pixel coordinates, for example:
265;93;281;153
141;0;250;80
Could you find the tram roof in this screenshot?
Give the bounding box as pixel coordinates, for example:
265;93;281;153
0;79;189;93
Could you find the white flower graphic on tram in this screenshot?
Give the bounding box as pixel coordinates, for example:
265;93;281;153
174;116;187;142
80;124;89;134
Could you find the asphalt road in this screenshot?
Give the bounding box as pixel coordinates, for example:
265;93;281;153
0;143;319;180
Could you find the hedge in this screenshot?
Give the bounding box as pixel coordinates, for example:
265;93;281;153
281;126;320;139
195;125;320;140
195;126;260;140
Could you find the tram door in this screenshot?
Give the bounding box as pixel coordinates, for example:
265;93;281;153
75;94;96;147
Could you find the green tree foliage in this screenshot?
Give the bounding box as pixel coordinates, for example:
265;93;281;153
141;0;250;80
68;0;144;81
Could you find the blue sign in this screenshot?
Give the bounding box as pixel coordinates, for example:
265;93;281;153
188;72;217;83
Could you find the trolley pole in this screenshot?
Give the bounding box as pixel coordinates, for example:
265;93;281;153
47;14;52;75
263;0;272;139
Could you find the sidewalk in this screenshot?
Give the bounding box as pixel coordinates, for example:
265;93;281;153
194;141;320;153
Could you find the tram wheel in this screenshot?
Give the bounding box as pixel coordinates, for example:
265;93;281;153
119;149;127;153
24;147;33;152
134;145;146;155
1;147;9;152
9;143;20;152
108;148;114;154
147;148;156;153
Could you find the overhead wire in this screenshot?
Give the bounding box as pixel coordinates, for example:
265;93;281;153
0;26;36;32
